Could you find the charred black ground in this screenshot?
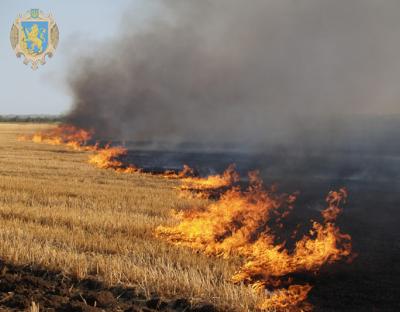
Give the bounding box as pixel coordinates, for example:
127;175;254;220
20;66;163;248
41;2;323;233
118;146;400;312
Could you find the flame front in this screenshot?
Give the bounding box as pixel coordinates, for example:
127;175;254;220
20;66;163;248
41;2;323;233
163;164;196;179
259;285;313;311
88;145;139;173
21;125;140;173
22;124;354;311
181;164;240;190
156;173;352;310
19;125;94;151
178;164;240;199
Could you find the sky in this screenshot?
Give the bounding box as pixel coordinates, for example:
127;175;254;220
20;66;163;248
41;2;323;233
0;0;154;115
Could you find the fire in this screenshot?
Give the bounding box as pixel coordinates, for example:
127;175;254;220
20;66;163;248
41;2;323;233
88;145;139;173
156;173;352;310
21;126;241;183
259;285;313;311
21;124;354;310
322;188;347;222
163;164;196;179
19;125;94;151
20;124;141;173
156;172;295;256
178;164;240;199
181;164;239;190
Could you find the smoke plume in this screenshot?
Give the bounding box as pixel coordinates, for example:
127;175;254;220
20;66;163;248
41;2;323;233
66;0;400;148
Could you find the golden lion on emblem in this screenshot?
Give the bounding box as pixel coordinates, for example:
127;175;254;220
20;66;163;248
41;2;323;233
21;24;46;54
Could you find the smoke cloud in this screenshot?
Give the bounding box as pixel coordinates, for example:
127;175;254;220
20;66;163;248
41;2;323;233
66;0;400;148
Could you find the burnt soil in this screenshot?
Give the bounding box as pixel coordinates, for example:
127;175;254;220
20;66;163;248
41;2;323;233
122;148;400;311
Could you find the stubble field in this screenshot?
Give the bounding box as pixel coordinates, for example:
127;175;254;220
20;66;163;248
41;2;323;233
0;123;262;311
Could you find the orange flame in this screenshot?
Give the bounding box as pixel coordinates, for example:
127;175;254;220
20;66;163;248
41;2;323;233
181;164;239;190
20;125;141;173
156;173;352;310
322;188;347;222
22;124;354;310
88;145;139;173
19;125;95;151
178;164;240;199
163;164;196;179
259;285;313;311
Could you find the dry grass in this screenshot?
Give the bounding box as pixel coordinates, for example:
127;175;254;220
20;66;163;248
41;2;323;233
0;123;263;311
30;301;40;312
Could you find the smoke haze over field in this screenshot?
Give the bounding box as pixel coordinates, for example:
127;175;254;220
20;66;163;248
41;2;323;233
67;0;400;147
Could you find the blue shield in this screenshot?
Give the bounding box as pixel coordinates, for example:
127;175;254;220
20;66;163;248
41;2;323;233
21;21;49;55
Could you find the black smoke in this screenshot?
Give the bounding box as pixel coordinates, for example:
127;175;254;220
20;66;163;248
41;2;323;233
65;4;400;310
66;0;400;149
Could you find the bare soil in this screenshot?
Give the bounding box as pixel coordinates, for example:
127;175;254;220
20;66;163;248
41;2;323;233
0;260;217;312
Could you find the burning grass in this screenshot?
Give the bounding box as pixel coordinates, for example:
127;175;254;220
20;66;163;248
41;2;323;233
88;145;140;173
18;124;94;151
1;123;264;311
20;125;142;174
178;164;240;199
7;123;354;311
156;172;352;310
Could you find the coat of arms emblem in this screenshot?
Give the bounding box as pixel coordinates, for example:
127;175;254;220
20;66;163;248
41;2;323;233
10;9;59;70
